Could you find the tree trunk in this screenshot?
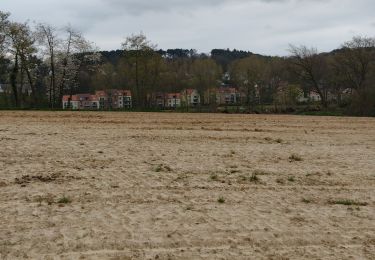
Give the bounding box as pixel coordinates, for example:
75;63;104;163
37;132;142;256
135;52;140;108
10;51;19;107
59;34;72;107
50;46;56;109
21;54;38;107
20;63;24;108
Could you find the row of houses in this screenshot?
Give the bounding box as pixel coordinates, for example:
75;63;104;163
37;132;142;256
62;89;132;110
62;88;239;110
61;86;352;110
62;89;201;110
149;87;244;108
150;89;201;108
151;87;346;108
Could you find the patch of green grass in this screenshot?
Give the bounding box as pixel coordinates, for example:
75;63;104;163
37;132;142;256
238;171;263;183
328;199;368;206
58;196;72;204
210;174;219;181
217;197;226;204
302;198;312;203
155;164;163;172
289;154;303;162
35;195;55;206
250;172;260;183
154;164;172;172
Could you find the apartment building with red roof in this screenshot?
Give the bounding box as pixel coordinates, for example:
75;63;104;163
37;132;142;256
181;89;201;107
62;89;132;110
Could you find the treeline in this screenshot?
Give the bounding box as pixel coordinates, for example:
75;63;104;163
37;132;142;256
0;11;100;109
1;10;375;115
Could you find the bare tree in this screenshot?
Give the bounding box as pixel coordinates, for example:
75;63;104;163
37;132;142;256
333;36;375;114
5;21;38;107
36;23;59;108
36;23;100;108
267;58;289;106
16;23;38;106
335;36;375;91
229;55;268;110
122;32;157;108
67;42;101;108
190;58;222;110
58;27;100;107
57;25;76;104
288;45;328;107
0;11;10;58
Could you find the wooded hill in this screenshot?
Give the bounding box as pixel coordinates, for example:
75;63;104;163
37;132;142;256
1;10;375;115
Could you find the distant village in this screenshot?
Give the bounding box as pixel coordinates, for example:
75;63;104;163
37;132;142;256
1;9;373;115
0;80;351;111
61;85;344;110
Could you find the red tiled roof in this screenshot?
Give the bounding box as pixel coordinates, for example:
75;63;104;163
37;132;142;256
63;94;98;102
62;95;80;102
166;93;181;99
119;90;132;96
89;95;99;102
95;90;106;97
64;89;132;102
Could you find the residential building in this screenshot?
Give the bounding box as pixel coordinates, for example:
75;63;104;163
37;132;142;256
62;89;132;110
96;89;132;109
165;93;181;108
309;91;321;102
181;89;201;107
62;94;99;110
297;90;322;103
95;90;108;109
207;87;241;105
149;92;166;108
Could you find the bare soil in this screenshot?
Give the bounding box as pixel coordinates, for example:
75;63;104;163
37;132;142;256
0;111;374;259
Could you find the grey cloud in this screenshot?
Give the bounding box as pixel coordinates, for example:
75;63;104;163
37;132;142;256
100;0;289;15
2;0;375;55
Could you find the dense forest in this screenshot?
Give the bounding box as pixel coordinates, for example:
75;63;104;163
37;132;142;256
1;10;375;115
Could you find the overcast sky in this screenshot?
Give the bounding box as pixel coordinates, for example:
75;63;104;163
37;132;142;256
2;0;374;55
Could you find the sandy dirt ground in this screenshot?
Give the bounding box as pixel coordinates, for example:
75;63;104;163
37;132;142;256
0;111;374;260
